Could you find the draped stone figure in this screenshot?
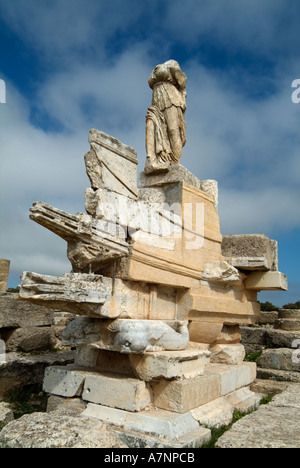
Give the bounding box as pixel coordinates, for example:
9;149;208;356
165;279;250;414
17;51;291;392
144;60;187;174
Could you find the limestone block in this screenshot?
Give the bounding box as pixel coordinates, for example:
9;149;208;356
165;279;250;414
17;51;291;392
82;373;152;412
222;234;278;271
209;344;246;365
0;259;10;293
266;329;300;348
191;396;234;429
205;362;256;396
245;271;288;291
0;351;74;400
0;293;54;328
214;325;241;345
224;387;262;413
274;318;300;331
257;348;300;372
29;202;129;271
151;374;221;413
279;309;300;320
87;129;138;199
19;272;113;317
128;347;211;381
62;317;189;354
188;321;223;344
3;327;57;353
43;366;86;397
0;412;124;449
81;403;209;444
257;310;278;324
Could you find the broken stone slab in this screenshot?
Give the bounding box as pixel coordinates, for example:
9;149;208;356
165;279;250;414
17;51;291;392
222;234;278;271
245;271;288;291
43;366;87;398
0;412;125;448
29;202;129;272
81;403;211;447
0;293;54;328
19;272;112;317
86;129;138;199
128;347;211;381
62;317;189;354
201;261;244;286
209;343;246;365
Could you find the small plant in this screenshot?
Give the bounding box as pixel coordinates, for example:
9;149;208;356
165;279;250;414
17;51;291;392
244;350;263;362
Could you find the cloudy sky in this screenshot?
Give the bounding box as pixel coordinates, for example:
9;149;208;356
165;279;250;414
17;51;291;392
0;0;299;306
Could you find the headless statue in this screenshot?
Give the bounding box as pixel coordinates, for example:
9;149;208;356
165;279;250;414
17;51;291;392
145;60;187;174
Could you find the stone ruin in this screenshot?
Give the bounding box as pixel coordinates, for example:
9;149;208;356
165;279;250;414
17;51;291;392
15;60;287;447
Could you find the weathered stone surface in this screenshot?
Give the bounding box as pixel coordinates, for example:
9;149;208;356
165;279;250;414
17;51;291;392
20;272;113;316
28;202;129;272
87;128;138;198
275;318;300;331
43;366;87;397
0;351;74;399
222;234;278;271
129;347;210;381
46;395;87;416
63;317;189;354
3;327;57;353
241;326;267;345
257;348;300;372
0;412;125;448
0;260;10;293
266;328;300;348
245;271;288;291
257;310;278;324
151;374;221;413
0;293;54;328
205;362;256;396
191;387;262;429
0;403;14;426
250;378;293;397
216;385;300;448
209;344;246;365
81;403;210;446
82;372;152;411
279;309;300;319
214;325;241;345
257;367;300;383
202;261;243;285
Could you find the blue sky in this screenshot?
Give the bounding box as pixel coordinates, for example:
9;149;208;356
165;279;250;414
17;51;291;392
0;0;299;307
